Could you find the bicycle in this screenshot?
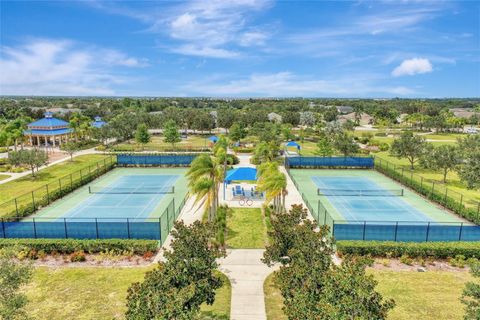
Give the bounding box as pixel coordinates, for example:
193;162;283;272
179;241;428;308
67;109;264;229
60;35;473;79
238;196;253;206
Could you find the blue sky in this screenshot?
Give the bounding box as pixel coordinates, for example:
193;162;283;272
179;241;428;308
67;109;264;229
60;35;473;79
1;0;479;97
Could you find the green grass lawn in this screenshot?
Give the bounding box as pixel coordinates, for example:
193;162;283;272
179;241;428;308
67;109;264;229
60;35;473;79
24;266;231;320
0;154;111;205
0;174;10;181
113;135;210;151
226;208;268;249
264;270;474;320
374;152;480;207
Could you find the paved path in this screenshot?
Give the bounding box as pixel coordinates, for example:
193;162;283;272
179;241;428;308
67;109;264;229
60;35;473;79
218;249;277;320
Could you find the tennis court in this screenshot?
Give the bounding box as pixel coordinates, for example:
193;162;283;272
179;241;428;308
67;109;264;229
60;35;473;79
34;167;189;220
291;169;464;223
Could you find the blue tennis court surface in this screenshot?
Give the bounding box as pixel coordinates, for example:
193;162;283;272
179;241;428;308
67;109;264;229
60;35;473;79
313;176;432;222
57;174;179;220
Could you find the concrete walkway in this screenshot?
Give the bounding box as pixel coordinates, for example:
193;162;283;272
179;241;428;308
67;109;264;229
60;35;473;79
218;249;277;320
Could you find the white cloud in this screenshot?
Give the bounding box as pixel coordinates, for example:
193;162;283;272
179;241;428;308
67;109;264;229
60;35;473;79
182;72;416;97
392;58;433;77
172;45;240;59
0;39;144;96
239;31;269;46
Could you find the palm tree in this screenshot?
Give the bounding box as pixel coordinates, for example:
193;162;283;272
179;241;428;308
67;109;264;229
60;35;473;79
186;152;224;222
257;162;287;214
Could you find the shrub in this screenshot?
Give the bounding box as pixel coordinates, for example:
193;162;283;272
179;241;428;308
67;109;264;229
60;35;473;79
226;154;239;165
70;250;86;262
0;239;159;255
336;241;480;259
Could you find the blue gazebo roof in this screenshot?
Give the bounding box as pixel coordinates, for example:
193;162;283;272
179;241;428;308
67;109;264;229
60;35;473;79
225;167;257;182
25;112;72;136
91;116;107;128
285;141;301;149
27;112;69;129
208;135;219;143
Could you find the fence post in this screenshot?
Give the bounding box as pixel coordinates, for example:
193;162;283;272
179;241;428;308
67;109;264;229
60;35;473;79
459;194;463;208
70;174;73;189
31;191;36;210
59;179;62;193
394;222;398;241
158;218;162;241
80;169;83;183
444;189;448;203
410;171;413;184
127;218;130;239
1;219;5;238
431;182;435;197
46;184;50;204
420;176;423;189
33;218;37;239
459;223;463;241
425;222;430;242
362;221;366;240
95;218;99;239
14;199;18;217
64;218;68;238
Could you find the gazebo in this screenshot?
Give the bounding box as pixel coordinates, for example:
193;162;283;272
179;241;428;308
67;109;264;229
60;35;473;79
285;141;301;155
223;167;263;200
91;116;107;128
24;112;72;147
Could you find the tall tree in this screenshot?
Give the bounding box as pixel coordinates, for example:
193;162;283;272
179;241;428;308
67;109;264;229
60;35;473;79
0;249;33;320
228;123;245;143
315;134;334;157
421;145;460;183
462;260;480;320
163;120;181;150
217;108;237;131
332;131;359;157
257;162;287;214
126;221;224;320
187;154;223;221
62;142;79;162
390;131;428;169
135;124;151;150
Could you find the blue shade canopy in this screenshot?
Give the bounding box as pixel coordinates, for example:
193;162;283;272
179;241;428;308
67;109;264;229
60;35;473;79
225;167;257;182
27;113;69;129
208;135;219;143
285;141;301;149
91;116;107;128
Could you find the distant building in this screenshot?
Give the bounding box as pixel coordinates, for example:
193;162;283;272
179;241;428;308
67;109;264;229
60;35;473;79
336;106;354;114
91;116;107;128
24;112;72;147
337;112;373;126
449;108;480;119
268;112;282;123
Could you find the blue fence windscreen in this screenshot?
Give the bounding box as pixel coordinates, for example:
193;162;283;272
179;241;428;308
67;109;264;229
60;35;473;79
287;156;374;168
0;219;162;240
117;154;198;166
332;222;480;242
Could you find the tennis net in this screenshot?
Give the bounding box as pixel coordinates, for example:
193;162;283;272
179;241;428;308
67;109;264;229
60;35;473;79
317;188;404;196
89;186;175;194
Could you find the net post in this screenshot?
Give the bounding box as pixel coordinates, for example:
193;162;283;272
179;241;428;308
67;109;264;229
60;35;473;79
401;189;404;196
459;222;463;241
172;186;175;194
88;186;91;194
64;218;68;239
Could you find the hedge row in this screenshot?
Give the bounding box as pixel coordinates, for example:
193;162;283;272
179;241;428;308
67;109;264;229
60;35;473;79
0;238;159;255
336;240;480;259
375;160;480;224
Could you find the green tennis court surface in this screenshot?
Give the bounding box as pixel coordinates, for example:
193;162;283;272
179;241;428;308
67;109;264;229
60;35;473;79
34;168;188;220
291;169;464;223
